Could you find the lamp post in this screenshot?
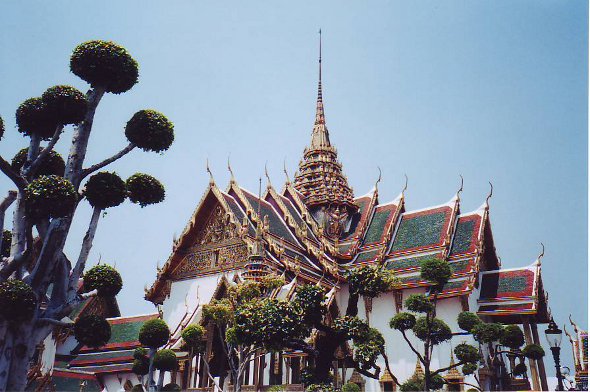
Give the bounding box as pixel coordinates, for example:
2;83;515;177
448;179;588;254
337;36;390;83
545;318;564;391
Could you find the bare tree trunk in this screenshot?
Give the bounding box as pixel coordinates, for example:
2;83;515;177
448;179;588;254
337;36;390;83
148;348;157;392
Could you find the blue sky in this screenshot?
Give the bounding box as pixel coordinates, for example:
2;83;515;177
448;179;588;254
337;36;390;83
0;0;587;373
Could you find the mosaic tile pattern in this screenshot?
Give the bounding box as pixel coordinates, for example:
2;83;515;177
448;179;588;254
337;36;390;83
390;211;448;253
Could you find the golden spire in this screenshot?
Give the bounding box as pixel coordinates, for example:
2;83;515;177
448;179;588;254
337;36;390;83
294;31;355;217
446;353;462;378
311;29;330;148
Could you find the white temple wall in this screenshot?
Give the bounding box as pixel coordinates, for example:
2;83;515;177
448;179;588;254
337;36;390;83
337;283;478;388
162;272;225;331
101;372;141;391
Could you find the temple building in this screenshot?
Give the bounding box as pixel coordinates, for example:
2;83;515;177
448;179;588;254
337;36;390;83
30;43;553;391
565;317;588;390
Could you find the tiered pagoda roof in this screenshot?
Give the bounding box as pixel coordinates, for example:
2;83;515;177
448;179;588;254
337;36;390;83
293;34;355;212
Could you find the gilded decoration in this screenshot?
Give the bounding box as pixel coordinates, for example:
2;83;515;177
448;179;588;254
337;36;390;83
171;205;249;279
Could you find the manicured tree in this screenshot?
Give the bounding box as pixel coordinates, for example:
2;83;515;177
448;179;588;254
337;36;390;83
153;349;178;389
389;258;480;391
200;266;399;391
0;40;174;390
139;318;171;392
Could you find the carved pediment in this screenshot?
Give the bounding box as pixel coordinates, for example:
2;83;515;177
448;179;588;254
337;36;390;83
170;204;248;279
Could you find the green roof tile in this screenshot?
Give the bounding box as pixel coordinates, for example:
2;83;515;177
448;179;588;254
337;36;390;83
390;210;448;253
450;218;477;255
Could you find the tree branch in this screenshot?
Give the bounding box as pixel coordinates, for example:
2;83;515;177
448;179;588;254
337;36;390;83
400;330;425;364
80;143;135;180
0;156;26;189
68;207;101;300
432;360;467;376
36;317;74;328
0;191;17;253
380;349;401;386
25;125;64;177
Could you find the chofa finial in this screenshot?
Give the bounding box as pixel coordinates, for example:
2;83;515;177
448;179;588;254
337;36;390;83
486;181;493;207
206;158;214;184
457;175;464;196
375;167;382;191
283;160;291;184
227;155;235;182
265;162;271;187
537;242;545;262
402;174;408;196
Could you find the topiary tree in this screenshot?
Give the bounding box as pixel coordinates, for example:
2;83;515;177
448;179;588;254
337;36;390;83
197;266;399;392
139;318;171;391
390;258;484;391
153;349;178;389
0;40;174;391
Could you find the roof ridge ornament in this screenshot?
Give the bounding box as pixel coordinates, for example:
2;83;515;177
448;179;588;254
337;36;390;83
457;175;464;197
227;155;235;183
402;174;408;196
265;162;272;188
283;159;291;184
206;158;214;185
486;181;493;207
375;167;382;193
535;242;545;265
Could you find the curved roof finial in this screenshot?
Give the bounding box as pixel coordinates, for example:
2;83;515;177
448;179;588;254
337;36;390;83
265;162;271;187
206;158;214;184
569;314;580;332
537;242;545;263
402;174;408;196
283;159;291;184
227;155;235;182
457;175;464;196
375;167;382;192
485;181;493;207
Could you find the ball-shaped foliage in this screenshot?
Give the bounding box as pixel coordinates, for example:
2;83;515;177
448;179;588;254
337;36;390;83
454;343;480;364
181;324;206;353
139;318;170;348
25;175;77;220
341;383;361;392
333;316;370;341
41;85;88;125
389;312;416;331
153;349;178;371
345;265;395;298
405;294;434;313
234;280;262;303
70;40;139;94
125;110;174;152
84;172;127;209
500;325;525;349
0;116;4;140
126;173;165;207
202;300;233;324
132;357;149;375
162;383;181;392
306;384;337;392
522;344;545;360
420;258;452;287
12;148;65;178
15;97;56;139
472;322;505;344
1;229;11;258
457;311;482;333
513;362;527;376
462;363;478;376
133;347;148;359
74;315;111;348
293;284;326;325
412;317;452;344
83;264;123;297
0;279;37;322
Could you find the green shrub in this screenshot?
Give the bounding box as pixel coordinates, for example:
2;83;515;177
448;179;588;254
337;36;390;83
11;148;65;178
389;312;416;331
139;318;170;348
70;40;139;94
125;109;174;152
0;279;37;322
522;344;545;360
74;315;111;348
25;175;77;219
405;294;434;313
84;172;127;209
126;173;165;207
41;85;88;125
83;264;123;297
153;349;177;371
500;325;525;349
457;311;481;332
